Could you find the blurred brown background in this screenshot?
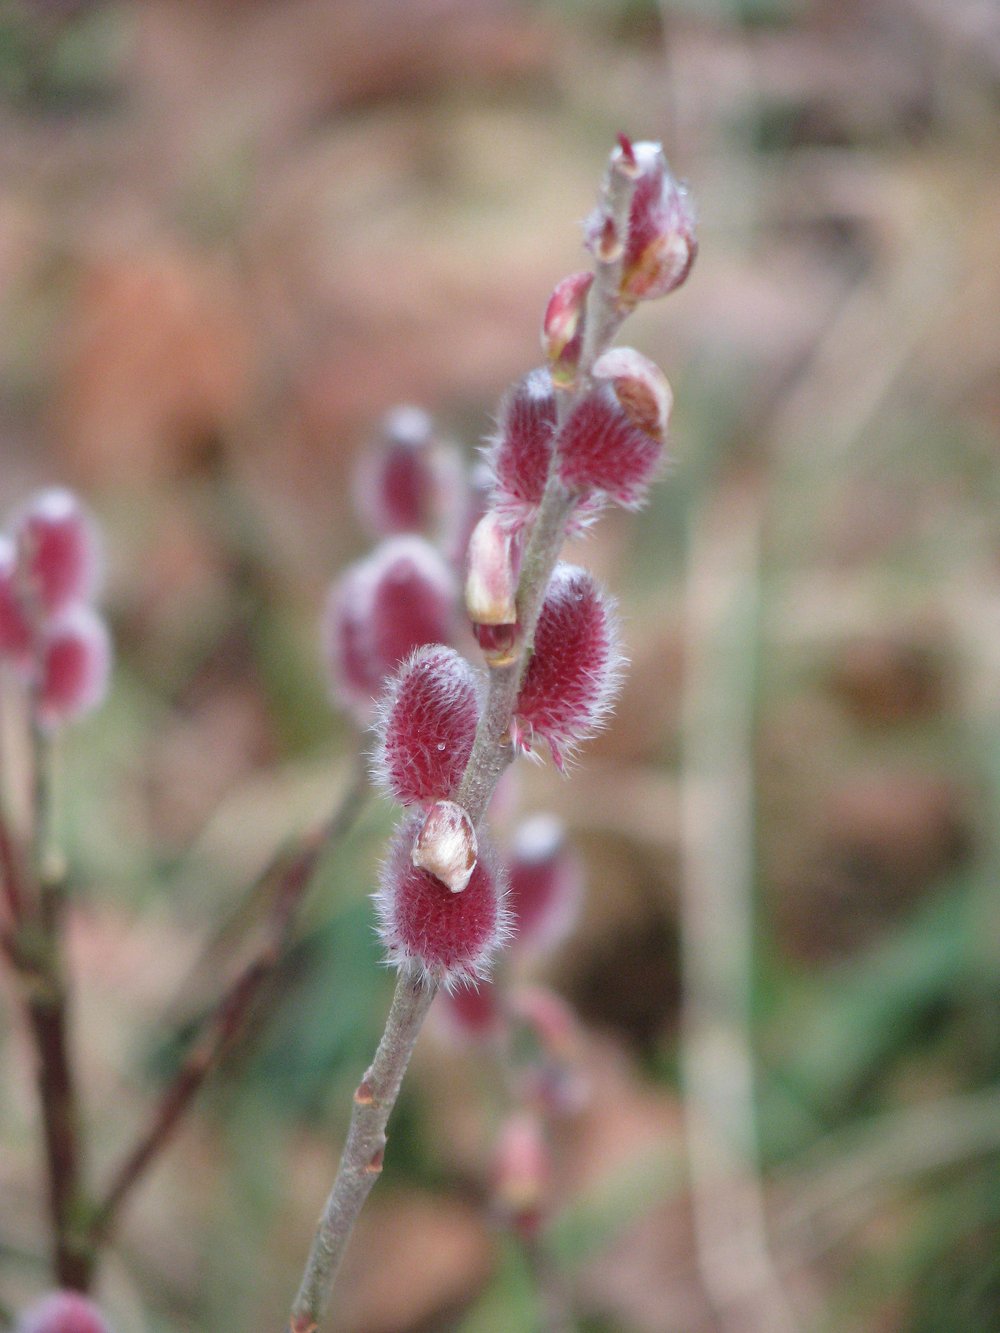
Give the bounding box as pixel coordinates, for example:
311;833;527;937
1;1;999;1329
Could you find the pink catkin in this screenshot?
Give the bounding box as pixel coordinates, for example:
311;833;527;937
514;564;622;769
15;1291;111;1333
359;406;436;535
323;562;382;713
366;537;456;678
506;814;583;958
323;536;457;720
0;536;33;667
556;386;662;509
372;646;480;806
487;369;558;527
36;606;112;731
438;976;504;1041
14;488;100;617
375;815;512;989
354;405;466;543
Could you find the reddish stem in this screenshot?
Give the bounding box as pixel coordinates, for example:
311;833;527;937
90;772;368;1246
0;809;26;929
24;948;92;1288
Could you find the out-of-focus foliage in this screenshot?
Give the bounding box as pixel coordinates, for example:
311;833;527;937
1;0;999;1329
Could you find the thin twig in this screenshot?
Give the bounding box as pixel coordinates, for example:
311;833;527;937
89;767;370;1246
0;807;26;932
288;970;438;1332
17;706;92;1289
161;758;370;1040
22;931;91;1289
286;146;645;1333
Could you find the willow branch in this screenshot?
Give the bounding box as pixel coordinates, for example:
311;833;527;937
22;930;91;1289
285;151;644;1333
13;698;94;1290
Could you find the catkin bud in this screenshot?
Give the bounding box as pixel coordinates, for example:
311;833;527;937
485;369;557;530
556;384;662;509
412;799;478;894
0;536;33;669
587;138;697;307
372;645;479;806
437;976;504;1042
375;815;512;989
366;537;457;678
13;488;100;617
541;272;593;389
492;1112;552;1238
513;564;622;770
507;814;583;958
354;405;465;542
323;536;457;721
35;606;112;731
619;141;697;305
592;347;673;443
15;1290;112;1333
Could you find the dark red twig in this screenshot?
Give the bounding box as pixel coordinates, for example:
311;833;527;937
0;808;26;932
24;937;90;1288
89;769;368;1245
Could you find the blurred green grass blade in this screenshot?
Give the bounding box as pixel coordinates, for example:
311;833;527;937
761;882;972;1152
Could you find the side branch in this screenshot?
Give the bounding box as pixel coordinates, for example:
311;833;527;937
24;951;89;1287
91;770;369;1246
0;807;27;934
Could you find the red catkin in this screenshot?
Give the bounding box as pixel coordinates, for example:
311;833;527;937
513;564;622;769
375;815;512;989
372;645;480;806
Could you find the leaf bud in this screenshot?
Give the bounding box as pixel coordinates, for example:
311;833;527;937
592;346;673;443
541;272;593;389
411;799;478;894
